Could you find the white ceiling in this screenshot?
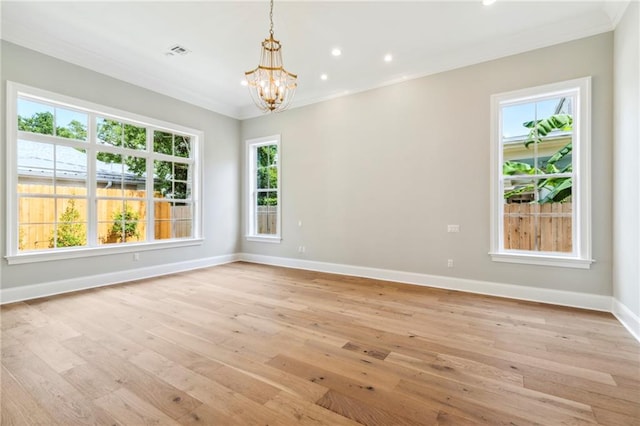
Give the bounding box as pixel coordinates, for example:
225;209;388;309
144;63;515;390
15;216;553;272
1;1;629;119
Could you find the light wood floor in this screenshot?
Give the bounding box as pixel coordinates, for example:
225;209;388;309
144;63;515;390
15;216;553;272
1;262;639;425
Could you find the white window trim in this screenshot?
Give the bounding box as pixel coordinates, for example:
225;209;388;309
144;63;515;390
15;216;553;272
245;135;281;243
489;77;593;269
6;81;204;264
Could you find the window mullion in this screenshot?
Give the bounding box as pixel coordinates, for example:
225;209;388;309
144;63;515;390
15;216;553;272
87;113;98;247
146;129;155;243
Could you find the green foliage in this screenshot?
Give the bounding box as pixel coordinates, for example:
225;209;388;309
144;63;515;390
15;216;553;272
18;111;86;140
18;228;25;251
96;119;147;174
523;114;572;148
256;144;278;206
258;196;278;206
18;111;53;134
257;166;278;189
49;199;86;248
19;112;191;201
97;122;190;199
504;112;573;204
108;206;140;243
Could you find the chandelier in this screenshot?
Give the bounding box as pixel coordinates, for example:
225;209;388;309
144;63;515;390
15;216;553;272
244;0;297;113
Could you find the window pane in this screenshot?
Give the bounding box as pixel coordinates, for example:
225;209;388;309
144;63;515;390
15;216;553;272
19;197;55;228
55;145;87;195
124;123;146;150
154;201;170;240
154;202;192;238
257;166;278;190
173;182;190;200
538;202;572;252
537;177;572;204
17;99;54;135
96;152;123;196
503;177;536;204
175;135;191;158
96;154;146;197
257;145;276;167
174;162;189;181
96;118;123;147
124;156;147;197
52;199;87;248
172;204;192;238
503;185;573;253
154;160;172;197
502;103;534;139
55;108;87;141
502;97;573;177
97;200;145;244
503;203;538;251
154;131;173;155
256;191;278;235
18;223;54;251
18;140;54;191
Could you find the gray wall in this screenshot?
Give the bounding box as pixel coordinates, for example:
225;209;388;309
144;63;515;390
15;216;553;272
0;41;241;289
241;33;614;296
613;3;640;316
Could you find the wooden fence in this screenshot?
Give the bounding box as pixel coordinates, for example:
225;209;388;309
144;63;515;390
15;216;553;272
504;203;572;252
257;206;277;235
18;184;191;250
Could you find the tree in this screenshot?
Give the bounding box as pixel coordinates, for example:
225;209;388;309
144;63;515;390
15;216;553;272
106;205;140;243
18;112;190;200
257;144;278;206
96;120;189;200
18;111;54;134
503;113;573;204
18;111;87;140
49;199;86;248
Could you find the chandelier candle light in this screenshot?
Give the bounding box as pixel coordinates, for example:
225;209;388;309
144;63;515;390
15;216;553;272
245;0;297;112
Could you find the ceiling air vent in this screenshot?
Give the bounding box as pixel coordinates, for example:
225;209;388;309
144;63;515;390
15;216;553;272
166;45;190;56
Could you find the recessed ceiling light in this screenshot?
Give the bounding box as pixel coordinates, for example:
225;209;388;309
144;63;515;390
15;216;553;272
331;48;342;57
384;54;393;63
240;80;248;87
320;74;328;81
482;0;496;5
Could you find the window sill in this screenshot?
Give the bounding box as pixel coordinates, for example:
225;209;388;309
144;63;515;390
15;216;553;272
489;251;594;269
5;238;204;265
245;235;282;244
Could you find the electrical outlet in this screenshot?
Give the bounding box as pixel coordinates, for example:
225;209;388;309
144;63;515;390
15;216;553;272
447;259;454;268
447;225;460;233
133;252;140;261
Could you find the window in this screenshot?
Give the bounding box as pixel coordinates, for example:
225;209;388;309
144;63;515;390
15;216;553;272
6;82;202;264
490;77;592;268
246;136;281;242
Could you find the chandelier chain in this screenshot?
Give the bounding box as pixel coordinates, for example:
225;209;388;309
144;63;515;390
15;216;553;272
269;0;274;36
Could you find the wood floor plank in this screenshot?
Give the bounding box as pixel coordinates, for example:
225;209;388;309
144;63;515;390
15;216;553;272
1;262;638;425
61;334;202;420
2;344;120;425
94;387;181;425
316;389;427;426
0;366;61;426
264;391;362;426
266;353;441;424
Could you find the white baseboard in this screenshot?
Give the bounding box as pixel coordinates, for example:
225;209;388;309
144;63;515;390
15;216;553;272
0;254;239;305
4;252;634;343
238;253;613;312
612;298;640;342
